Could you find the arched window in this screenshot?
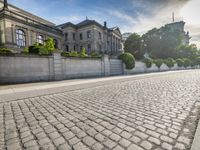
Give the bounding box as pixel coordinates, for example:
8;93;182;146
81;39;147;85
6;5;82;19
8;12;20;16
16;29;26;47
36;35;44;44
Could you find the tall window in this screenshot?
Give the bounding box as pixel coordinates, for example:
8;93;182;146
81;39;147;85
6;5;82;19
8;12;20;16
87;31;91;39
99;32;102;40
87;44;91;53
36;35;44;44
73;33;75;40
65;33;68;41
80;33;83;40
16;29;26;47
65;45;69;51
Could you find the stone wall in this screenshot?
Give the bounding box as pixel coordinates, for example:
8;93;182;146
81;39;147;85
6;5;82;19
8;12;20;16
0;54;197;84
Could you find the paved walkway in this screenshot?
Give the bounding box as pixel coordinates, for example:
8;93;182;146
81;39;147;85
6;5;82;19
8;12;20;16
0;70;200;150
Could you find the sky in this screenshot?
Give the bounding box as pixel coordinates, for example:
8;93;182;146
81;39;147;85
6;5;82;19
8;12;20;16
8;0;200;48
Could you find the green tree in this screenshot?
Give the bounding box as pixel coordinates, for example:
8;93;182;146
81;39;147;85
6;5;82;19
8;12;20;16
124;33;144;60
142;26;183;59
44;38;55;53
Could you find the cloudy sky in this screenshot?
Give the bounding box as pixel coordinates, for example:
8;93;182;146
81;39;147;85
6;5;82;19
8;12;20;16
8;0;200;47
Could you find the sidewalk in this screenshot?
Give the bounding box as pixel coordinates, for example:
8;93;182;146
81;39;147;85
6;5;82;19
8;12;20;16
0;70;192;103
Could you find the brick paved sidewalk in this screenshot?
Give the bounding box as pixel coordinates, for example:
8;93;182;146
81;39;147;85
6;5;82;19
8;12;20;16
0;70;200;150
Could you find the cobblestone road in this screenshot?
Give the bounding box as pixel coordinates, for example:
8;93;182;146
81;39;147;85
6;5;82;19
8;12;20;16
1;71;200;150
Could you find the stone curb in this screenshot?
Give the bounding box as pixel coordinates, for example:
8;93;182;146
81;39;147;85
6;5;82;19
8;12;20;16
191;118;200;150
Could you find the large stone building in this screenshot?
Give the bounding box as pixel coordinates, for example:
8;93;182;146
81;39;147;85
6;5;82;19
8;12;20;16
0;0;123;54
57;20;123;54
165;21;190;45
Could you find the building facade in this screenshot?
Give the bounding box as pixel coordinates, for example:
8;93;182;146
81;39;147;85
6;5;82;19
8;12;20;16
0;0;123;54
57;20;123;54
165;21;191;45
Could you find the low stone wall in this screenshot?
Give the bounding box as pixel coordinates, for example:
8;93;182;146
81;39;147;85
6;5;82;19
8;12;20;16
0;54;111;84
0;55;54;83
0;54;198;84
62;57;103;79
124;61;196;75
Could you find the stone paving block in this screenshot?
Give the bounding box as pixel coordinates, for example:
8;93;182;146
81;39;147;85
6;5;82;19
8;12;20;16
103;139;116;149
83;136;96;147
140;140;152;150
177;136;191;145
119;138;131;148
128;144;144;150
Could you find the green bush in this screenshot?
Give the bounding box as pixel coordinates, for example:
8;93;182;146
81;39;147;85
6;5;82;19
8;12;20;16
21;47;29;54
90;50;101;58
0;47;12;55
79;48;88;58
39;47;49;55
44;38;55;53
164;58;176;68
192;57;200;66
29;43;41;54
176;58;184;67
119;53;135;70
183;58;192;68
143;58;153;68
154;59;163;68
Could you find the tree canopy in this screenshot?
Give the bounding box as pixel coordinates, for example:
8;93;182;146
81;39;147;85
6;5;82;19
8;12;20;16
124;33;144;60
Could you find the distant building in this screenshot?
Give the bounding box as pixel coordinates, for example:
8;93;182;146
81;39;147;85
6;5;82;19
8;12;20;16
57;19;123;54
0;0;123;55
164;21;191;45
122;32;132;43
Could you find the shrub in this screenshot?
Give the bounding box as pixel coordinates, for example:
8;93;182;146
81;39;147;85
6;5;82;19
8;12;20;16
90;50;101;58
69;51;79;57
39;47;49;55
143;58;153;68
183;58;192;68
119;53;135;70
164;58;176;68
176;58;184;67
0;47;12;55
192;57;200;66
44;38;55;53
154;59;163;68
29;43;41;54
22;47;29;54
79;48;88;57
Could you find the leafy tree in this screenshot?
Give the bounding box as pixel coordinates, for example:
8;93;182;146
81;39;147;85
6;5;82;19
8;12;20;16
176;44;198;59
79;48;88;57
44;38;55;53
124;33;144;60
142;26;183;59
183;58;192;68
176;58;184;67
119;53;135;69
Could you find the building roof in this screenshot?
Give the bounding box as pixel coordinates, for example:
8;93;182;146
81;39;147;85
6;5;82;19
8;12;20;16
0;0;55;26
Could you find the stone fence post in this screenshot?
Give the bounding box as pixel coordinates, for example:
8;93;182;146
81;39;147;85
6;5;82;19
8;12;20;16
103;55;110;76
53;52;63;80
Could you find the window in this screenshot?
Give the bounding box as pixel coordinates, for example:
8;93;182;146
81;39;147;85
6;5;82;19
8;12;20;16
65;33;68;41
36;35;44;44
73;33;75;40
73;45;76;51
16;29;26;47
87;44;91;53
80;33;83;40
80;46;83;51
99;32;102;40
87;31;91;39
65;45;69;51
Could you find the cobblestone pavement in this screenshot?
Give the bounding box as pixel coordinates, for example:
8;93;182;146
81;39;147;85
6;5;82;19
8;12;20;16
1;71;200;150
